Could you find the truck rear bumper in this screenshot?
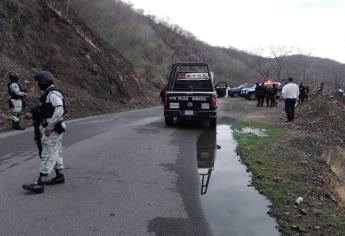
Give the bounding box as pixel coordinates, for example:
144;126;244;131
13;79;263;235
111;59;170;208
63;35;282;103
164;109;217;119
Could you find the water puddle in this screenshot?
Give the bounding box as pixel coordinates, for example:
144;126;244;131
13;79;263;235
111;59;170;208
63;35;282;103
197;125;279;236
237;127;268;137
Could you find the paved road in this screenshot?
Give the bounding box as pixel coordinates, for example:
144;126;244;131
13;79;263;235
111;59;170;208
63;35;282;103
0;104;212;235
0;98;279;236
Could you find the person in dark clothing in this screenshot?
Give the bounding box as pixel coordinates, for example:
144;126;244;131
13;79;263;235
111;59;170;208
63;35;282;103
265;85;272;107
305;85;310;101
271;84;278;107
260;82;266;107
299;82;307;104
255;83;265;107
255;83;261;107
159;85;167;104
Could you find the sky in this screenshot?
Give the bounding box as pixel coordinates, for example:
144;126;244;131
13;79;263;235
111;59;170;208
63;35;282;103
126;0;345;64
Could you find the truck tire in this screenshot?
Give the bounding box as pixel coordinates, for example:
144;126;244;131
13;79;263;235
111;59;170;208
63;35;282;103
209;118;217;128
165;116;174;126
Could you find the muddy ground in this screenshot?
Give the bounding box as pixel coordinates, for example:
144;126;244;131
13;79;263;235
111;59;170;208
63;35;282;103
222;97;345;236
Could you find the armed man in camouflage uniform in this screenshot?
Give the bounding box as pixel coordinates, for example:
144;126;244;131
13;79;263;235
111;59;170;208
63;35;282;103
7;72;26;130
23;71;67;194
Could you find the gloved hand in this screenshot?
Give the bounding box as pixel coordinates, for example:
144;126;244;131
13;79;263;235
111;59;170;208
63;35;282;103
44;128;52;137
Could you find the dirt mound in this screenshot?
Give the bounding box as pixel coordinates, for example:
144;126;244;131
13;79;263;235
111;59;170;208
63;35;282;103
293;96;345;210
0;0;154;127
294;96;345;143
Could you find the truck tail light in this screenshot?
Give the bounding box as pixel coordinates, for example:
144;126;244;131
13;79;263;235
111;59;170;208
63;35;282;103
210;94;217;108
163;94;168;107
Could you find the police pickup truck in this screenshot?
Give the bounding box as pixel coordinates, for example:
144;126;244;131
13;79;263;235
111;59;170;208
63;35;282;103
163;62;217;128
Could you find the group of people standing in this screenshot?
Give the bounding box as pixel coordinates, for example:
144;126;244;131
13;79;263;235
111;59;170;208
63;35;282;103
253;78;312;123
255;82;278;107
5;71;67;194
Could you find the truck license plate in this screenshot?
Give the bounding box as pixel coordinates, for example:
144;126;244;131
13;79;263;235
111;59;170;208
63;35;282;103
185;110;194;116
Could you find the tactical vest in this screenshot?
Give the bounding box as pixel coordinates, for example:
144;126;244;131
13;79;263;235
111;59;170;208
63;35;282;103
40;86;67;120
8;82;23;100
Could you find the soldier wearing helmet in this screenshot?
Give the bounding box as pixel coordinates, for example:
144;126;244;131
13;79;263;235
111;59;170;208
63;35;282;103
7;71;26;130
23;71;67;194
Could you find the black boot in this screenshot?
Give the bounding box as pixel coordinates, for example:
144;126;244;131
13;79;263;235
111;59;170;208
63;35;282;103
22;182;44;193
13;122;25;130
22;173;47;194
46;170;65;185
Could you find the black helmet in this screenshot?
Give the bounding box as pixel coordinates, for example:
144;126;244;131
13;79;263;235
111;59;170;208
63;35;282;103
8;71;19;82
34;71;54;82
34;71;54;90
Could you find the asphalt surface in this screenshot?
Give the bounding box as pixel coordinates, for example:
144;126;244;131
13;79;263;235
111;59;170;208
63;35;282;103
0;98;278;236
0;104;211;236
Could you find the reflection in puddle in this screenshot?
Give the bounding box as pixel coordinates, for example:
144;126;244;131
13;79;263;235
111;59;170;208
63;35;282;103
196;125;279;236
237;127;267;137
197;129;217;195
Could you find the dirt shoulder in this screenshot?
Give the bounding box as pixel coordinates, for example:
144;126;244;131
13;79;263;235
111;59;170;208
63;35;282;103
221;97;345;236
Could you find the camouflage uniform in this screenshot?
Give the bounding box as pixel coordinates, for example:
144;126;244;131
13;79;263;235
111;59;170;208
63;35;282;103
8;83;25;123
39;87;66;175
23;71;66;194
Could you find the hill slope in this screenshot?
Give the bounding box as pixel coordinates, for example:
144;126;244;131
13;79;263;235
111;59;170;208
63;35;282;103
0;0;149;125
65;0;345;91
1;0;344;126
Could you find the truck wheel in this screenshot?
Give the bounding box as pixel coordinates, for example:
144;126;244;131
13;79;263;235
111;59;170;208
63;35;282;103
209;118;217;128
165;116;174;126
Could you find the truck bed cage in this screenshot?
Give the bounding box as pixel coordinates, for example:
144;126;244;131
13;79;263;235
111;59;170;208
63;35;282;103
167;62;211;91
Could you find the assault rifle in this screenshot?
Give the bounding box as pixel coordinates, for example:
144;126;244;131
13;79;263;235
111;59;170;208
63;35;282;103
31;106;42;157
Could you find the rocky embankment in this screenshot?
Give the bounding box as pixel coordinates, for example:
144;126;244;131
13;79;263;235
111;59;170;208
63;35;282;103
0;0;156;127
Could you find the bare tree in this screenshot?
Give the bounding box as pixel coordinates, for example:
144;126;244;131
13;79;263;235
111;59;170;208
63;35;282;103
296;48;317;85
251;47;273;80
269;46;293;80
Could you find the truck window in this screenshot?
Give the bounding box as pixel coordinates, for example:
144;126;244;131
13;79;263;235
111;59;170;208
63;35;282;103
173;73;213;91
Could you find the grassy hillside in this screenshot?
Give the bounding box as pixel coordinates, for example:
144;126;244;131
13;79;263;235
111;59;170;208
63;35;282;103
55;0;258;89
62;0;345;92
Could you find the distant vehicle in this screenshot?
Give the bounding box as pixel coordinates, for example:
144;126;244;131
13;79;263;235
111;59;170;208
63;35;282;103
163;62;217;128
229;84;248;97
241;84;257;100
